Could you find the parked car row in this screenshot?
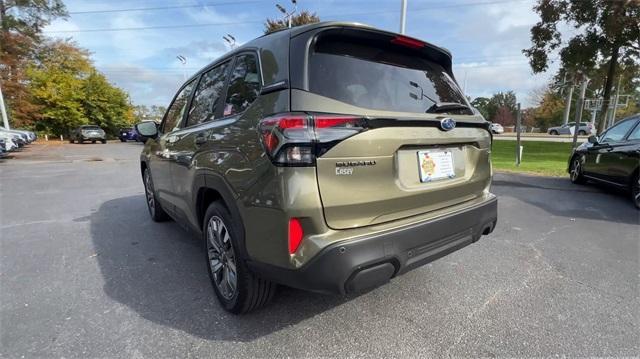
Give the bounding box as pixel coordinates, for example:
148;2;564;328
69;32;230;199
0;126;37;157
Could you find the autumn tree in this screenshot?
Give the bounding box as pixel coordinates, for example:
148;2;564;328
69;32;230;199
264;10;320;34
523;0;640;134
0;0;67;127
27;40;133;136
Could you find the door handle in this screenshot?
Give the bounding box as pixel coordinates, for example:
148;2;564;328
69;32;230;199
195;133;207;145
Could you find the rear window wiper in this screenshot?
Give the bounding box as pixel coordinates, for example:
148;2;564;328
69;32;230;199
426;102;472;114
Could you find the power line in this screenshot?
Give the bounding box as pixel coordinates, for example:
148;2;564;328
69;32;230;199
45;0;526;34
68;0;264;15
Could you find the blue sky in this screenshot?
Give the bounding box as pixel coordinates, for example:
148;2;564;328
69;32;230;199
43;0;558;107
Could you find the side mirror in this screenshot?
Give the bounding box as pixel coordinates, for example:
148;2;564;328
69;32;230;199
135;122;158;142
587;135;598;144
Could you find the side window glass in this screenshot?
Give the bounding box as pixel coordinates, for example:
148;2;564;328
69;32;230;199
162;80;196;133
625;121;640;141
186;62;230;127
601;120;635;143
223;54;261;117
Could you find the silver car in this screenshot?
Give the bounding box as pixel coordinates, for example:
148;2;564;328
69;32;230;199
547;122;595;136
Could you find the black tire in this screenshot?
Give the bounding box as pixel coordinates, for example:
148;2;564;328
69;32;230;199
631;172;640;210
78;139;83;144
569;154;586;184
120;138;126;142
92;140;96;144
101;139;107;144
549;130;559;135
69;138;74;144
143;168;170;222
203;201;276;314
578;130;587;136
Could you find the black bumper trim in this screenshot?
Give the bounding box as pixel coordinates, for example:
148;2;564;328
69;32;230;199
248;196;497;295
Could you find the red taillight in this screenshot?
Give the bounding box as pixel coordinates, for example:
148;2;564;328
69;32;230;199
288;218;304;254
391;35;426;49
258;113;366;166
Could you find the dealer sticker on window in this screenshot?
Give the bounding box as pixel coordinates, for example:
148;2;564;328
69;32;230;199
417;150;455;183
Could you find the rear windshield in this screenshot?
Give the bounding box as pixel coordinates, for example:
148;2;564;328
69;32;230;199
308;37;468;114
82;126;101;130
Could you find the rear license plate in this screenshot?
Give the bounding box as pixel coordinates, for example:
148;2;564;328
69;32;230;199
417;150;455;182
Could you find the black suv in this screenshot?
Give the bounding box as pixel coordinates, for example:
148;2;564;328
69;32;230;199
136;22;497;313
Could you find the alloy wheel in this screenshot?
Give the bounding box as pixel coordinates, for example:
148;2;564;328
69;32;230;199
144;171;155;217
206;216;237;300
570;158;581;182
634;175;640;208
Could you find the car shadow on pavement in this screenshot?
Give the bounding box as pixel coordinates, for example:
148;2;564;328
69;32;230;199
492;173;639;225
90;195;351;342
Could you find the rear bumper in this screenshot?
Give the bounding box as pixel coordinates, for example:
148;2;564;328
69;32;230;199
249;195;497;295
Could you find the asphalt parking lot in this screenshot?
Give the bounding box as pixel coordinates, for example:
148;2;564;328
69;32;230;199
1;142;638;358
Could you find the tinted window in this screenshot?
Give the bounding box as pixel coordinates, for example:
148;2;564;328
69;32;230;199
186;62;230;127
82;126;101;130
223;54;261;117
625;121;640;141
601;119;636;143
162;80;196;133
308;38;469;114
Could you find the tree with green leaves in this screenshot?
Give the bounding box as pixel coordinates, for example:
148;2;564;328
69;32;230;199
523;0;640;134
472;91;518;124
0;0;67;127
27;40;133;136
264;10;320;34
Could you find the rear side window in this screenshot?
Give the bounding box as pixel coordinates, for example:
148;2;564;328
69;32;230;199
308;36;468;114
601;119;636;143
624;120;640;141
162;80;196;133
223;54;261;117
186;62;230;127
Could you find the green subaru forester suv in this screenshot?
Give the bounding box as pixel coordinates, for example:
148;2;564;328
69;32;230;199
136;22;498;313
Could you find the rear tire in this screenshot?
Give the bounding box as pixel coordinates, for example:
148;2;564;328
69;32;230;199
69;139;74;144
203;202;276;314
578;130;587;136
92;140;96;144
632;172;640;210
78;139;83;144
549;130;558;135
120;138;126;142
143;168;170;222
101;139;107;144
569;154;586;184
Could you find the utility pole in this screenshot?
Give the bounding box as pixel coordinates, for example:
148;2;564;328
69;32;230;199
0;82;9;129
562;81;574;126
515;103;521;166
609;77;622;128
571;76;589;149
400;0;407;34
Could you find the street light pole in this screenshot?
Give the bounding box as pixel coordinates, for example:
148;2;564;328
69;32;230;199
0;82;9;129
176;55;187;81
276;0;297;29
571;76;589;149
400;0;407;34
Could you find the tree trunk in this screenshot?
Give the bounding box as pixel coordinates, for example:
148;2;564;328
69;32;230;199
596;44;619;135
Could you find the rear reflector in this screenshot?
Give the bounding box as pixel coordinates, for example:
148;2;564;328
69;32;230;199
391;35;426;49
288;218;304;254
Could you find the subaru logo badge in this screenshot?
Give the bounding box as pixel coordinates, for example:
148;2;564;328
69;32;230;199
439;118;456;131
